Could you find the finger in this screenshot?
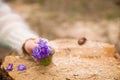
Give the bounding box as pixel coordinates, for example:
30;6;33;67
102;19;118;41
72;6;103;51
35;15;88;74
24;40;38;55
33;39;39;44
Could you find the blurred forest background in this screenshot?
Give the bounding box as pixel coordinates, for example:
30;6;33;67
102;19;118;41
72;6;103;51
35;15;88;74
0;0;120;57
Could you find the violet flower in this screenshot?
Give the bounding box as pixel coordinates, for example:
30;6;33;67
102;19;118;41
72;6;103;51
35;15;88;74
32;39;55;66
17;64;26;71
32;39;52;61
6;63;13;71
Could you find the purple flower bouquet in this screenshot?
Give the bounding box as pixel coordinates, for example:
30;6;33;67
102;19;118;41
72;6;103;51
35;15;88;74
32;39;55;66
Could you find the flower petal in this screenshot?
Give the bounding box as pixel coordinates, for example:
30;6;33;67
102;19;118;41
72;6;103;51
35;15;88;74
18;64;26;71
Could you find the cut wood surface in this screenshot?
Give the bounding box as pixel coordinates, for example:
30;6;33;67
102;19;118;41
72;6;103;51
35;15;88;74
2;39;120;80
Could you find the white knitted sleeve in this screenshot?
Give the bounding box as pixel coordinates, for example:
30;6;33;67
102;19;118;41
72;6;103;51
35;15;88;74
0;3;39;56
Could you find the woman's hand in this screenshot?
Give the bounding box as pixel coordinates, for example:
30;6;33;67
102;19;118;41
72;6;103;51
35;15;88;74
23;38;55;56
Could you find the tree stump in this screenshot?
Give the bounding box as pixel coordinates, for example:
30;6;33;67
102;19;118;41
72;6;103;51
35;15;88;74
2;39;120;80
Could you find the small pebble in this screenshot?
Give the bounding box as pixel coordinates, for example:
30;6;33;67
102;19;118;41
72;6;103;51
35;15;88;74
78;37;87;45
66;78;71;80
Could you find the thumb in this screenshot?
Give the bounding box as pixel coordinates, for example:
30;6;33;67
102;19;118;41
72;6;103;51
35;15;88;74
24;39;38;55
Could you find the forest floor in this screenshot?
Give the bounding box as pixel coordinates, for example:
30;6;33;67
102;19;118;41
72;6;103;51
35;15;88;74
0;0;120;58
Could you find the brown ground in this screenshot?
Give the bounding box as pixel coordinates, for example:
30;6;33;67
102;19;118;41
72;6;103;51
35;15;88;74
0;0;120;57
